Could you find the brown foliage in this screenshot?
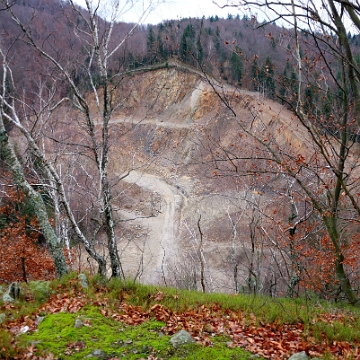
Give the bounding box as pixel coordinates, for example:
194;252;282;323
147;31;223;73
0;189;56;283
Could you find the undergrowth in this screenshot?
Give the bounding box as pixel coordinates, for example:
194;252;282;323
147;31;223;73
0;272;358;359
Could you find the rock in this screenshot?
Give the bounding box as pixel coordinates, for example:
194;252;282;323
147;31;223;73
35;316;44;326
84;349;108;359
288;352;309;360
0;314;5;324
3;282;20;302
8;282;20;299
2;293;14;303
19;326;29;334
78;273;89;289
169;329;195;348
74;318;84;328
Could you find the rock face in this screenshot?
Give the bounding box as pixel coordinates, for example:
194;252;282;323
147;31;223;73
169;330;195;348
61;65;318;295
104;65;316;293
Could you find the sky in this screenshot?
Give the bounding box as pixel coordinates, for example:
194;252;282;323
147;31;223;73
73;0;242;24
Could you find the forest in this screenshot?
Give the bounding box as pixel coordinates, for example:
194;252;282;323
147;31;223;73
1;0;360;308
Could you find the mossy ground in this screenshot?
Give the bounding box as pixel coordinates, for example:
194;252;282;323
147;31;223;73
20;306;254;359
1;273;359;359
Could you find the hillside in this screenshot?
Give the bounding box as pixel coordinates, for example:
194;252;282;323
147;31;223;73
1;0;360;307
1;273;359;359
44;61;315;295
0;52;316;294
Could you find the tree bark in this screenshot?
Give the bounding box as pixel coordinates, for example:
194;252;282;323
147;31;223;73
0;122;68;278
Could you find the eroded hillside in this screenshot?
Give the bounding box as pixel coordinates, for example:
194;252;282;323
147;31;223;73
76;64;314;293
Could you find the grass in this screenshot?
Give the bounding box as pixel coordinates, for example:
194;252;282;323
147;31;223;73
0;272;359;359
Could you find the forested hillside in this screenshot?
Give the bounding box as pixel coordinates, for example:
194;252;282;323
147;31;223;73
3;0;360;110
1;0;360;309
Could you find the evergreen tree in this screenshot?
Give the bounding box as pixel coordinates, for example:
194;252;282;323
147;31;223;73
180;24;196;63
147;27;156;63
279;67;288;104
157;31;168;60
229;46;243;85
290;71;298;101
264;57;275;98
251;57;260;91
197;33;203;65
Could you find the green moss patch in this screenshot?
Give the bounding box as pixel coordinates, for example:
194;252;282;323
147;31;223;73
20;307;255;359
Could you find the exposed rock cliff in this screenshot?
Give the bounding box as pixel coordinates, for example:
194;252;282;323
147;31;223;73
96;64;313;292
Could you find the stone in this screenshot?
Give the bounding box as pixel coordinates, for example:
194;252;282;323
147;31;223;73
3;282;20;302
288;352;309;360
0;314;5;324
2;293;14;303
169;329;195;348
19;326;29;334
74;318;84;328
8;282;20;299
35;316;44;326
78;273;89;289
84;349;108;359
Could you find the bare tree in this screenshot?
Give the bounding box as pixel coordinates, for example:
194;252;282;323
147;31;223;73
0;0;162;278
0;51;68;276
205;0;360;305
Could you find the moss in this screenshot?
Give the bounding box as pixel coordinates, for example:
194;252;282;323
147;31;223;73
169;342;256;359
20;307;259;359
28;281;52;303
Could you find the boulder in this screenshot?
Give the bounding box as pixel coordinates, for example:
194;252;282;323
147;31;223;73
169;329;195;348
8;282;20;299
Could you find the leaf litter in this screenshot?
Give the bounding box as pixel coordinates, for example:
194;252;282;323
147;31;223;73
3;286;360;359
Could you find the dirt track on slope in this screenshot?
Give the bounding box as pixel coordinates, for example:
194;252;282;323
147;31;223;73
120;171;187;284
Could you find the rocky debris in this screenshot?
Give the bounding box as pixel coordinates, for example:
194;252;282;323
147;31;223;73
169;329;195;348
2;282;20;302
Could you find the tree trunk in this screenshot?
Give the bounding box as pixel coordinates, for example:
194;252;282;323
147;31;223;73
103;180;123;278
0;123;68;278
324;216;359;306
